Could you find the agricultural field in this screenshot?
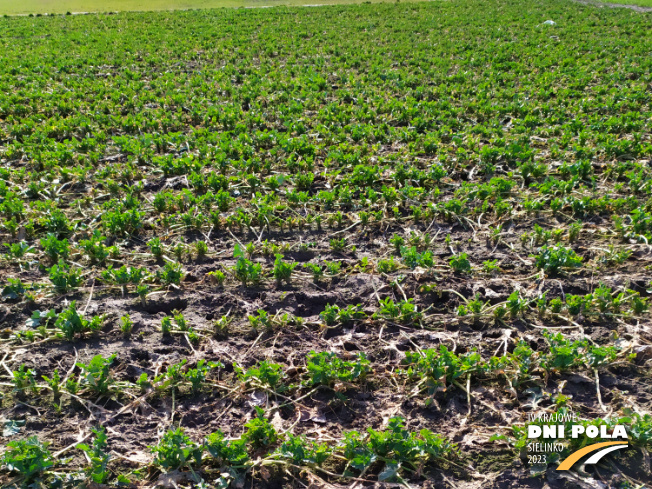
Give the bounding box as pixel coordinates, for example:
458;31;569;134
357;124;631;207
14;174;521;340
0;0;402;17
0;0;652;488
1;0;651;16
606;0;652;8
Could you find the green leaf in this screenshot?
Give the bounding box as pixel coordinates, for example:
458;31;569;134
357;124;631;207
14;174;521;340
116;474;131;486
233;243;244;259
25;311;43;328
378;461;401;482
350;453;373;471
3;419;26;437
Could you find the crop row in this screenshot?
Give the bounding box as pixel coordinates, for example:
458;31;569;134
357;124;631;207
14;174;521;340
3;330;631;413
4;406;652;487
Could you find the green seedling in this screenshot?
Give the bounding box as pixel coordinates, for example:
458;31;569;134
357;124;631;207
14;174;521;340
173;311;188;331
12;364;38;398
136;373;151;393
274;434;331;467
148;237;165;259
208;270;226;286
194;240;208;259
2;436;55;483
401;346;481;398
325;261;341;275
79;231;109;264
48;260;83;292
233;244;263;287
161;316;173;335
120;314;133;337
303;263;324;282
185;359;222;394
2;277;26;301
377;257;400;274
242;407;278;448
374;297;422;325
320;303;366;326
235;360;285;391
533;245;583;274
154;360;188;392
389;234;405;254
329;237;347;253
457;293;489;322
42;369;62;400
306;351;370;387
204;430;250;466
151;427;203;471
101;265;146;296
213;314;232;337
482;259;500;274
157;261;184;286
340;417;456;480
4;241;35;259
136;284;149;307
77;426;110;483
76;354;116;395
449;253;471;274
272;254;296;285
248;309;272;330
40;233;70;262
55;301;103;341
506;290;528;318
400;246;434;269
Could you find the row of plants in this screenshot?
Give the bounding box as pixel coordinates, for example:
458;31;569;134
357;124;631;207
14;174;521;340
3;184;652;246
0;239;645;301
5;408;652;487
2;413;457;487
6;331;627;410
4;276;648;346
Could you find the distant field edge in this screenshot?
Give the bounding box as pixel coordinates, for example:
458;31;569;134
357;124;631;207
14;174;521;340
0;0;429;16
575;0;652;10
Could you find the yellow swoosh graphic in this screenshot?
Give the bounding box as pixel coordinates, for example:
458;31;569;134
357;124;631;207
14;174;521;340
557;441;628;471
